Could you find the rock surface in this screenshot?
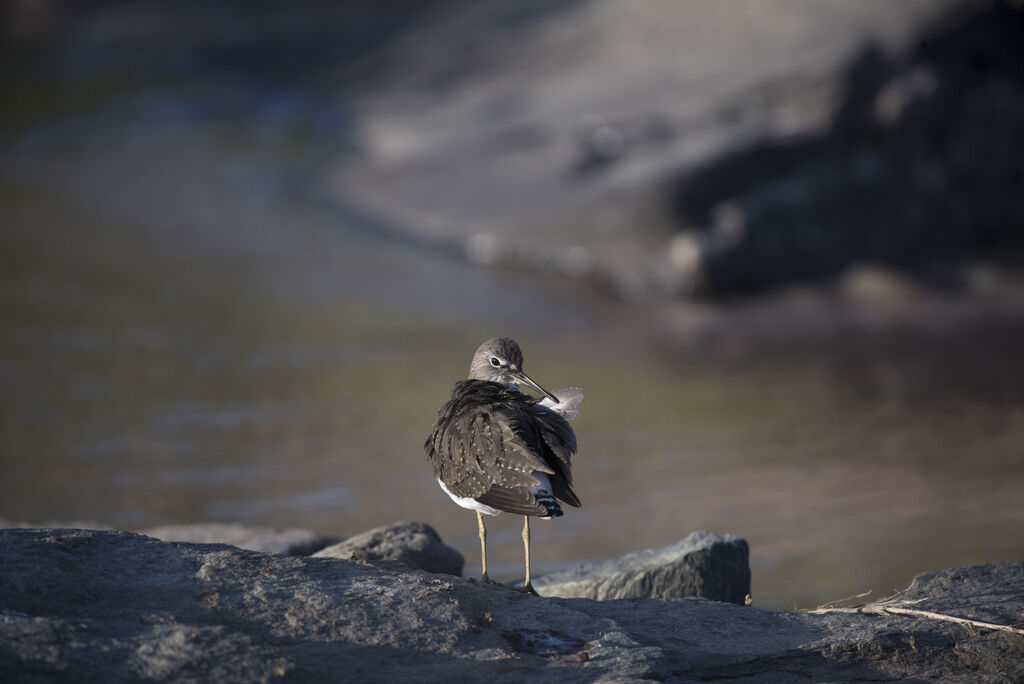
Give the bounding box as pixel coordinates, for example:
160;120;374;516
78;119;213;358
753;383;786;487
535;530;750;604
2;528;1021;682
313;520;464;576
140;523;335;556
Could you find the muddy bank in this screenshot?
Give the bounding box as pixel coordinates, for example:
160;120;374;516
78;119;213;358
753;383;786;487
11;0;1020;299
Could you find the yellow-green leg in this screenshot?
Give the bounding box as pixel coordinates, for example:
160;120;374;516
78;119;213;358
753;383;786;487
477;511;490;583
522;515;537;595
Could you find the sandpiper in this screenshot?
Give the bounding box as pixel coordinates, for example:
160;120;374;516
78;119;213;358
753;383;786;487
424;337;583;593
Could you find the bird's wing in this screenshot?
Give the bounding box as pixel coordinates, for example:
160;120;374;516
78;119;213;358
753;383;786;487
531;405;577;478
474;485;549;516
427;400;553;500
530;404;581;507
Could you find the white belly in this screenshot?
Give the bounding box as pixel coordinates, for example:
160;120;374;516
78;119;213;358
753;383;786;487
437;479;502;516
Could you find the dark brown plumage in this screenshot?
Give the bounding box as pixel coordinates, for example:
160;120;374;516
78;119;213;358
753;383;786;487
426;380;580;516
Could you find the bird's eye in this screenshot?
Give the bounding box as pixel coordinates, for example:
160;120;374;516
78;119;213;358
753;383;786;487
489;356;501;367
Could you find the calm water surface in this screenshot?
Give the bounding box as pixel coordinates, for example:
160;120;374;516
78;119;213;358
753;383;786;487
2;116;1022;610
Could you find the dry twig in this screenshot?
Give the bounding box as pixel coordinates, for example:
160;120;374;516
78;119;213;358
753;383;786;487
807;598;1024;636
815;590;872;610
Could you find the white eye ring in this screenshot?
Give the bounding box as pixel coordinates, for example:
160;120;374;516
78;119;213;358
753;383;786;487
489;356;501;367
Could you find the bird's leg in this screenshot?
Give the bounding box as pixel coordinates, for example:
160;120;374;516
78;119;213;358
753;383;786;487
477;511;490;583
522;515;538;595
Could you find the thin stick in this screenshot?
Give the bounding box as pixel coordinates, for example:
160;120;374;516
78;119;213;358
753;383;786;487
807;601;1024;636
816;590;872;610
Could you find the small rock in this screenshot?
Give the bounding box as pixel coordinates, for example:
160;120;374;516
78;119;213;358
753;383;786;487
313;521;463;576
534;530;750;603
140;523;334;556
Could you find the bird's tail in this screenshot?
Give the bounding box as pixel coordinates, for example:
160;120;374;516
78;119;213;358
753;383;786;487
530;475;564;518
536;492;564;519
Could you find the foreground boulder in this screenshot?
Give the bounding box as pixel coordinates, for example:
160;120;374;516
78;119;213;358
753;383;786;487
1;529;1021;682
534;530;750;604
140;522;335;556
313;521;464;576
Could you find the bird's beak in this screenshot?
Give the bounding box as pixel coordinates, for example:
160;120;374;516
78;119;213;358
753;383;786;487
514;370;559;403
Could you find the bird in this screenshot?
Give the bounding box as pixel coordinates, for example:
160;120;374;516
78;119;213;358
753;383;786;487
424;337;583;594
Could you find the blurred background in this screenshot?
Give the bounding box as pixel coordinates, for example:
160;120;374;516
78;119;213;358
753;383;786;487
2;0;1022;610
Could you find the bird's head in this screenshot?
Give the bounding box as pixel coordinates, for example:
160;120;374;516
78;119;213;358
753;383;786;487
468;337;558;402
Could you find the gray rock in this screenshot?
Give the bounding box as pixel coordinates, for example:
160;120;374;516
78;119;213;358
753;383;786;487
139;522;335;556
534;530;750;603
313;520;463;576
1;529;1021;682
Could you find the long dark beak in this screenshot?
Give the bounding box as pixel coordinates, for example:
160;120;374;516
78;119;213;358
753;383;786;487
514;370;559;403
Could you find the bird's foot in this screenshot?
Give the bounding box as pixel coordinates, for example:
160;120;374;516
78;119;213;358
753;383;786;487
518;581;539;596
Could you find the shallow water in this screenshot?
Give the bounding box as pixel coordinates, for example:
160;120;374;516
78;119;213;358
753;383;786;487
2;112;1022;611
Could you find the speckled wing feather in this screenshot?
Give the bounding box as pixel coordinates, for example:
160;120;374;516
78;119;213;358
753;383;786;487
425;381;554;502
